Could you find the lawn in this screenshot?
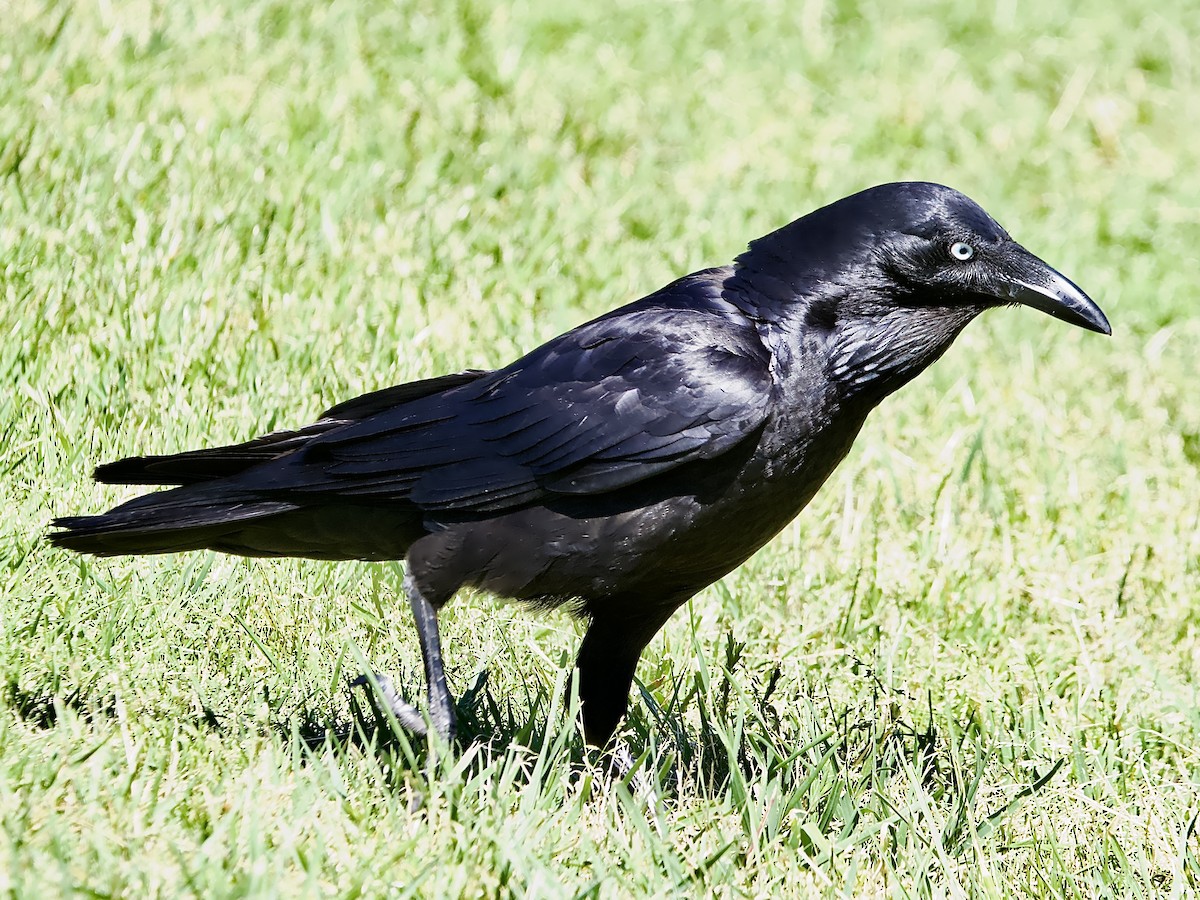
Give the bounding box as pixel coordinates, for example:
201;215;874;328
3;0;1199;895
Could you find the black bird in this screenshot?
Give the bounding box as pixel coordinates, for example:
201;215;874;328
50;182;1110;746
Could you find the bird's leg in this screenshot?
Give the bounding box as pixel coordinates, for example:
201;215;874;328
405;572;457;743
574;603;681;746
354;573;456;744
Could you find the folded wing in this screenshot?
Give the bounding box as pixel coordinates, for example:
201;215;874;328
272;300;774;517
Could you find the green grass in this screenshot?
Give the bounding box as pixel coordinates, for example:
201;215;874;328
3;0;1200;895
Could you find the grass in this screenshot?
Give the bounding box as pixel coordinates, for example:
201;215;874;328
3;0;1200;895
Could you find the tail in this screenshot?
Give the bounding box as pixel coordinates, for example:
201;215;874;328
52;424;312;556
47;480;302;556
50;368;490;556
90;369;488;486
48;485;299;556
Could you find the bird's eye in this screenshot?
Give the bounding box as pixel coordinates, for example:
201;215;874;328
950;241;975;261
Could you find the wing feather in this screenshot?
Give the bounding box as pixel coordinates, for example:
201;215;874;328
265;274;774;516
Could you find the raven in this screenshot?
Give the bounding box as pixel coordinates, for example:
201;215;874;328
50;182;1110;746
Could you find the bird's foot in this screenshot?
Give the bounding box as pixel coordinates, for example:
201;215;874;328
351;672;431;737
605;743;661;808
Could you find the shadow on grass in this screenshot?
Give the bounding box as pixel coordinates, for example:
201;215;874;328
5;640;1074;884
277;630;973;814
3;677;225;734
4;680;100;729
6;631;1061;865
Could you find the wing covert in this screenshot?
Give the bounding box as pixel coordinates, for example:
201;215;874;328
276;288;774;516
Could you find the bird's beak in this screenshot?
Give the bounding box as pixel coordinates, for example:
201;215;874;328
994;245;1111;335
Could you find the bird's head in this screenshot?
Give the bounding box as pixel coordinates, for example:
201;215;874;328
860;182;1110;335
736;182;1110;336
730;182;1109;395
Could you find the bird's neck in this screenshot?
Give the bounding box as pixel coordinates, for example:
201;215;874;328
723;258;985;404
824;303;984;404
722;211;879;320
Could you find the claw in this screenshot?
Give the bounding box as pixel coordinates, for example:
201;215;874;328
606;743;660;808
352;672;430;736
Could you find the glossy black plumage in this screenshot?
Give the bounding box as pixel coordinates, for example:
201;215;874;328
50;182;1110;745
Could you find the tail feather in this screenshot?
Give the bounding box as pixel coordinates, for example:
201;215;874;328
48;486;298;556
94;434;316;485
53;368;492;556
95;369;489;487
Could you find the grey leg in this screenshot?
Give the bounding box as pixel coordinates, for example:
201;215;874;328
352;672;430;735
406;572;456;743
353;572;457;744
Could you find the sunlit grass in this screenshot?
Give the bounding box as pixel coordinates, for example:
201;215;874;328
3;0;1199;895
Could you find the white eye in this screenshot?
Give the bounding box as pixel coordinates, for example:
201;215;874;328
950;241;975;261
